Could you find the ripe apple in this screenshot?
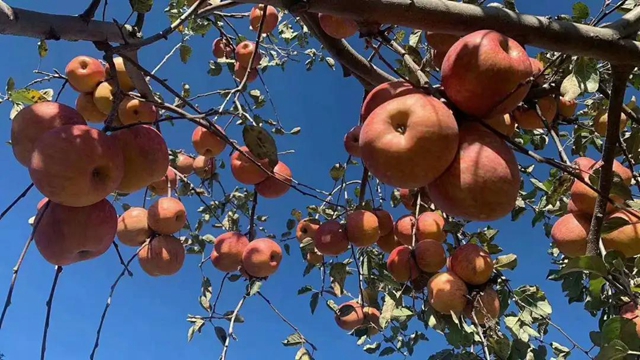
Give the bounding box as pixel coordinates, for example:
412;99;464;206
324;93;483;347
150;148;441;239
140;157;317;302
296;218;320;243
387;245;420;283
558;97;578;118
147;197;187;235
117;207;152;247
34;199;116;266
110;125;169;193
513;96;558;130
65;56;106;93
235;41;262;69
426;32;460;52
359;92;459;188
414;239;446;273
211;231;249;272
93;80;116;114
346;210;380;247
360;80;421;122
363;307;381;336
11;102;87;167
343;125;362;158
193;155;216;179
148;167;178;196
570;157;632;215
138;235;185;276
530;57;546;85
427;272;469;316
318;13;358;39
593;110;628;136
449;243;494;285
174;152;195;176
212;37;233;59
394;214;416;246
118;96;157;125
550;212;589;258
230;146;269;185
376;232;401;254
105;56;136;92
234;63;258;83
373;210;393;236
441;29;533;118
416;212;446;243
602;209;640;257
192;124;227;158
464;287;501;324
29;124;124;207
483;113;516;137
255;161;293;199
249;5;279;34
334;302;365;331
75;92;107;124
241;238;283;278
314;220;349;256
427;122;520;222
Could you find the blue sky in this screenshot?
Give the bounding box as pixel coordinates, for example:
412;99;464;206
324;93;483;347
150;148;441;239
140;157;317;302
0;0;627;359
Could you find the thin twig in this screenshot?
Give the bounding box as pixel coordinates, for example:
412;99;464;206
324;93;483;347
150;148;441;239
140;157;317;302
256;291;318;351
111;241;132;277
248;190;258;241
40;266;63;360
0;183;34;222
219;295;247;360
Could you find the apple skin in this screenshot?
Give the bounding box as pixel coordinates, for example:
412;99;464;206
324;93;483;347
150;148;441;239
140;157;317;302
230;146;270;185
570;157;632;215
193;156;216;179
11;102;87;167
241;238;283;278
360;80;422;122
427;271;469;316
175;153;195;176
426;32;460;52
138;235;185;277
376;232;401;254
234;63;258;83
449;243;494;285
550;212;589;258
530;57;546;85
414;239;446;273
416;212;446;243
373;210;394;236
464;287;501;324
192;125;227;158
117;207;153;247
212;37;234;59
110;125;169;194
314;220;350;256
602;209;640;258
441;29;533;118
387;245;420;283
318;13;358;39
211;232;250;272
235;41;262;69
34;199;117;266
65;56;106;93
249;5;279;34
29;124;124;207
483;113;516;137
343;125;362;158
558;97;578;118
296;218;320;243
513;96;558;130
75;92;107;124
427;122;521;222
105;56;136;92
93;80;116;115
359;92;459;189
334;302;365;331
255;161;293;199
148;167;178;196
346;210;380;247
394;214;417;246
147;197;187;235
118;96;157;125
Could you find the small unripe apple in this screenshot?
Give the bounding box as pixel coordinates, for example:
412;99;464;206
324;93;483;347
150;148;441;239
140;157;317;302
65;56;106;93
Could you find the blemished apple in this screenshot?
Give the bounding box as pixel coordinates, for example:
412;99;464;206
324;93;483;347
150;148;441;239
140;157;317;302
255;161;293;199
93;80;117;114
138;235;186;277
234;63;258;83
148;167;178;196
147;197;187;235
193;155;216;179
464;287;501;324
360;80;421;122
75;92;107;124
249;5;279;34
65;56;106;93
29;124;124;207
427;122;520;222
359;92;459;188
314;220;349;256
105;56;136;92
174;152;195;176
11;102;87;167
513;96;558;130
192;124;227;158
343;125;362;158
441;29;533;118
34;199;117;266
110;125;169;193
318;13;358;39
235;41;262;69
117;207;153;247
296;218;321;243
212;37;234;59
241;238;283;278
211;232;249;272
118;96;157;125
230;146;269;185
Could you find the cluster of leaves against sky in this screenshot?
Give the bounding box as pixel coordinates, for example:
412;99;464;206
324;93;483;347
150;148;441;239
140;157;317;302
4;0;640;359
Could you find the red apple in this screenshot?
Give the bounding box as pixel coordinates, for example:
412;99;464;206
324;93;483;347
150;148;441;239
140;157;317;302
314;220;349;256
318;13;358;39
230;146;269;185
343;125;362;158
212;37;233;59
360;80;421;122
255;161;292;199
249;5;279;34
235;41;262;69
192;124;227;158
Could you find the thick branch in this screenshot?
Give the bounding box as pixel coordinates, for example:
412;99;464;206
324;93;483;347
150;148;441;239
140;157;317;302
585;65;633;256
235;0;640;65
605;6;640;38
79;0;102;22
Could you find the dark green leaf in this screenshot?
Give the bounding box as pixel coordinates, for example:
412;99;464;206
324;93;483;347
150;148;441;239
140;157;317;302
242;125;279;168
297;285;313;295
379;347;395;356
310;292;319;314
558;255;608;278
601;216;630;235
572;2;590;22
214;326;227;345
596;339;629;360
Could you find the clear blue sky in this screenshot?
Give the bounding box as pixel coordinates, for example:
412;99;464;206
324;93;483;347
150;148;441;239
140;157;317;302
0;0;626;359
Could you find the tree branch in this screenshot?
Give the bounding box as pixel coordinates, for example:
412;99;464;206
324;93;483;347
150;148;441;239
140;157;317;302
0;183;34;222
79;0;102;22
40;266;63;360
585;65;634;256
604;6;640;38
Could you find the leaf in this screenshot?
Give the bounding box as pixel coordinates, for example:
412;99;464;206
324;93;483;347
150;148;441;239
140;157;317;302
179;44;192;64
601;316;640;349
295;347;313;360
249;280;262;296
572;2;590;22
364;342;381;354
324;57;335;70
187;319;205;342
129;0;153;13
379;293;397;329
9;102;24;120
596;339;629;360
297;285;313;295
558;255;608;278
409;30;422;47
329;262;347;296
379;347;395;356
562;58;600;99
282;333;305;347
495;254;518;270
208;61;223;77
228;273;242;282
329;163;346;181
6;77;14;93
37;40;48;58
214;326;227;345
309;292;319;314
242;125;279;168
10;88;49;105
223;311;245;323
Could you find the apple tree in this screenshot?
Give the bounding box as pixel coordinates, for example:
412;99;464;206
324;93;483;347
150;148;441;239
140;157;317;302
1;0;640;359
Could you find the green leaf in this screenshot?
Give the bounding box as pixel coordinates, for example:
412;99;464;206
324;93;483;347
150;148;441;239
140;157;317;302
409;30;422;47
295;347;313;360
10;88;49;105
558;255;608;278
601;216;630;235
379;293;397;329
363;342;381;354
379;347;395;356
249;280;262;296
208;61;222;77
601;316;640;349
282;333;305;347
297;285;313;295
129;0;153;13
214;326;227;345
324;57;335;70
6;77;14;93
572;2;590;22
329;262;348;297
329;163;346;181
310;292;319;314
495;254;518;270
242;125;279;168
596;339;629;360
179;44;192;64
37;40;48;58
222;311;245;323
187;319;205;342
